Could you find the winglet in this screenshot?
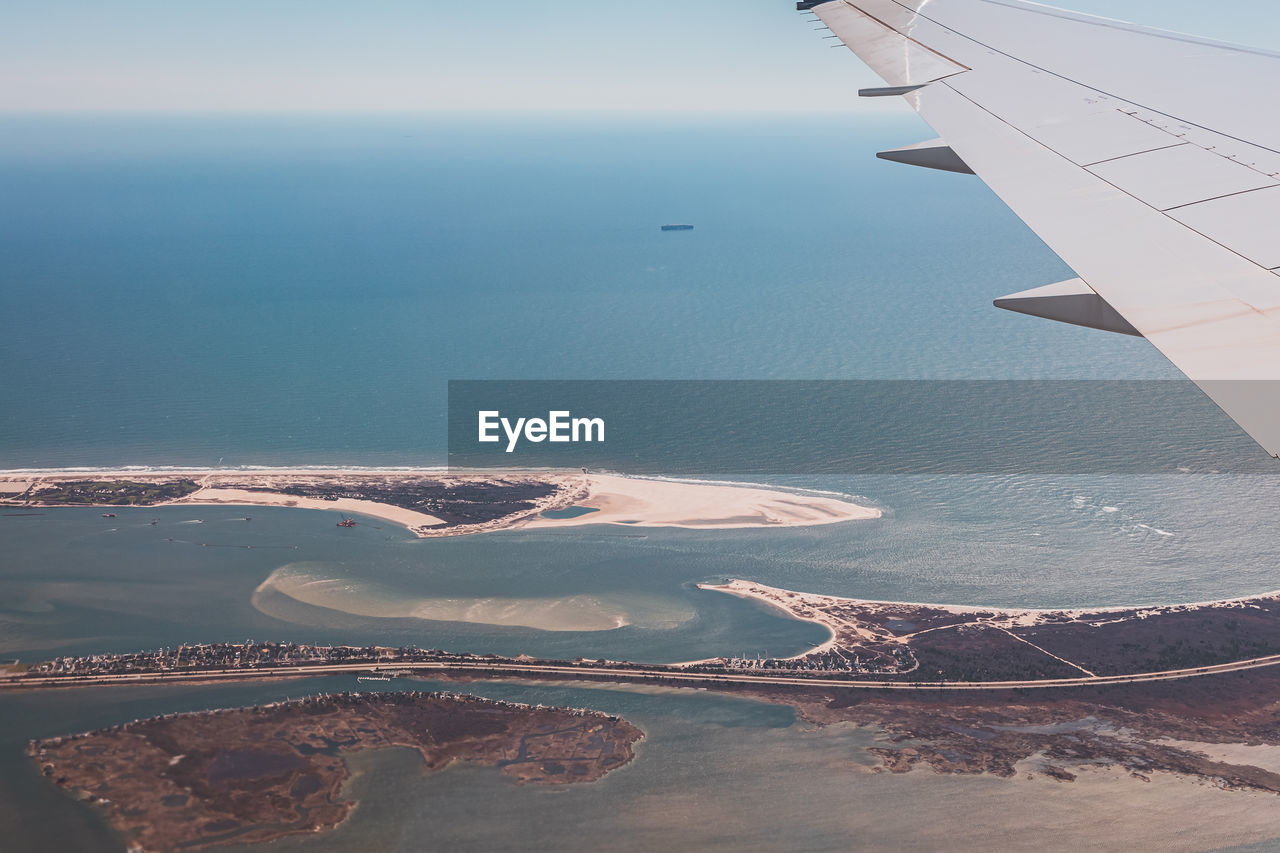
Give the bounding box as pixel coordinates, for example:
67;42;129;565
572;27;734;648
995;279;1142;337
859;85;927;97
876;139;975;175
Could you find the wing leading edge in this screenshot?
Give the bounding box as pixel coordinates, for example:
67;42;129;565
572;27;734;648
805;0;1280;458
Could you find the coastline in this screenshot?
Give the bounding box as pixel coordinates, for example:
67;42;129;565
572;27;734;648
0;468;880;538
695;581;840;660
183;487;449;530
30;690;643;852
523;473;880;532
695;579;1280;682
699;578;1280;623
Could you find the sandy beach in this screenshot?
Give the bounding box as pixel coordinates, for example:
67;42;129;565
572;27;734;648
182;487;447;530
695;579;1280;677
524;474;880;532
700;578;1280;628
695;580;841;660
0;468;880;538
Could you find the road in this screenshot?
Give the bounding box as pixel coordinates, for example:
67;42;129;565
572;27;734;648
6;650;1280;692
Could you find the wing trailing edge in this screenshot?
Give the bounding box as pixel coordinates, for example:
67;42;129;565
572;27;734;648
803;0;1280;458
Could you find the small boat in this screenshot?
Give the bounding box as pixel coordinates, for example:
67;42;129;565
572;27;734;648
101;513;117;518
337;515;357;528
661;224;694;231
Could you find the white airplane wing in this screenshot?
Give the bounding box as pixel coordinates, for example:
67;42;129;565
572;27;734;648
804;0;1280;457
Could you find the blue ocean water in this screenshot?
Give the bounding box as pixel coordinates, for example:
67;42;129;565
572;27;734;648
3;115;1278;852
0;113;1175;468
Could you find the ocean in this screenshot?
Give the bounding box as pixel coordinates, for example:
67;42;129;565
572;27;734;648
2;113;1278;850
0;112;1177;468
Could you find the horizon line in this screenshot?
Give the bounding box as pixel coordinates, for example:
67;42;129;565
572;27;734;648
0;106;913;119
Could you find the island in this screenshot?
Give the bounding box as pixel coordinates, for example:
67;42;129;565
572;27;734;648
742;667;1280;793
0;469;880;537
15;577;1280;806
13;547;1280;817
696;579;1280;681
29;691;643;852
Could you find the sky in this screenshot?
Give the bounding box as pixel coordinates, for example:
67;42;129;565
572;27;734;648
2;1;1279;113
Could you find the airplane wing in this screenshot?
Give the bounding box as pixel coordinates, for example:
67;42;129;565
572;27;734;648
802;0;1280;457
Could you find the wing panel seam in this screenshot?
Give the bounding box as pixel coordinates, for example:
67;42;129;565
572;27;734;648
837;0;972;71
878;0;1280;163
972;0;1280;60
936;79;1280;280
1081;141;1188;169
1160;185;1280;213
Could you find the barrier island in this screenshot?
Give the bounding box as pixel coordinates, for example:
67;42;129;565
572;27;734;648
0;469;879;537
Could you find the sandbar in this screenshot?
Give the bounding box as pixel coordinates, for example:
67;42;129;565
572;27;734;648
525;474;880;531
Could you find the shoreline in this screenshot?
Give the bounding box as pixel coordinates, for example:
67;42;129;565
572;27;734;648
523;473;880;532
695;582;840;661
30;690;642;851
695;579;1280;681
0;468;881;538
698;578;1280;622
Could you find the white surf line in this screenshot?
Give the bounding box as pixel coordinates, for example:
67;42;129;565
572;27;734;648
990;625;1098;678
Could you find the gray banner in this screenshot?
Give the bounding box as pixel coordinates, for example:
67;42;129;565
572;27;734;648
447;380;1277;474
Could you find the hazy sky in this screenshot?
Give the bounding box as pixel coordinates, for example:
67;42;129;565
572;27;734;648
3;1;1278;113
